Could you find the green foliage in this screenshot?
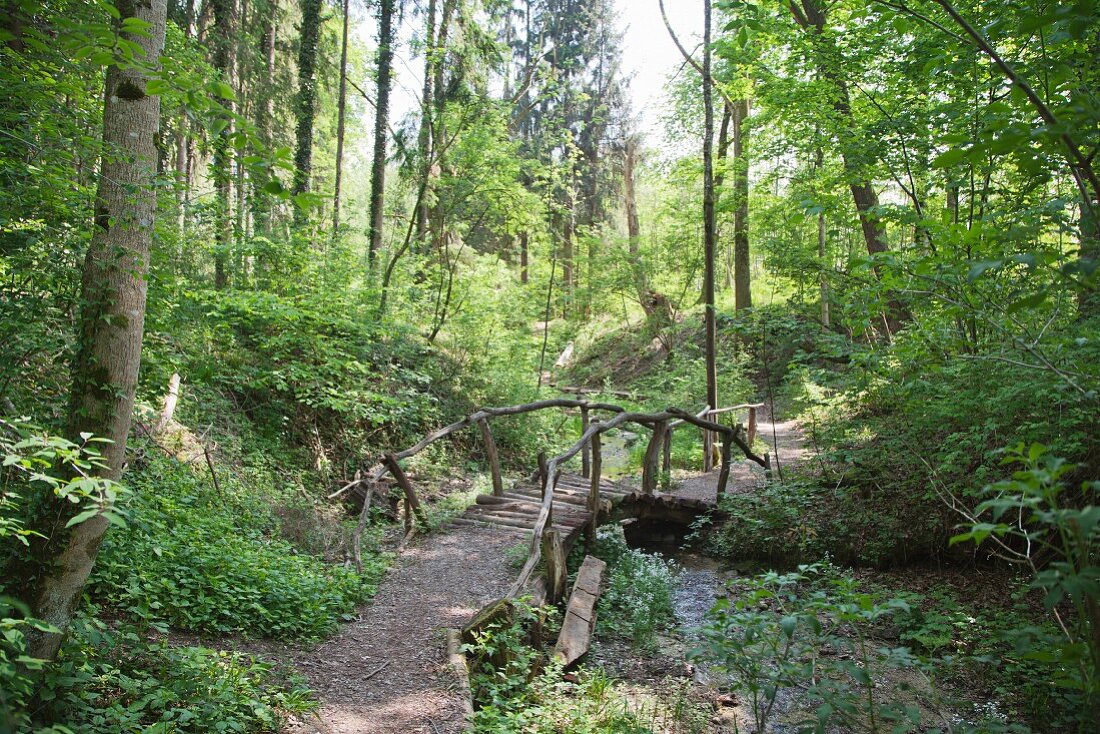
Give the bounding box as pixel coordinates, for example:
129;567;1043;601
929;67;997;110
592;527;678;648
93;449;386;640
28;613;313;733
465;601;652;734
950;444;1100;728
693;563;922;733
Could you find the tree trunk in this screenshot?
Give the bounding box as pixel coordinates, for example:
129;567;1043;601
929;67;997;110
368;0;396;264
28;0;167;662
702;0;718;470
790;0;908;332
212;0;235;289
415;0;437;248
293;0;322;229
255;7;277;236
732;98;751;310
332;0;350;237
520;231;529;284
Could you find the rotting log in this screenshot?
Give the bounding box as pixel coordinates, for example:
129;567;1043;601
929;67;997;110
553;555;606;668
445;629;474;726
477;418;503;497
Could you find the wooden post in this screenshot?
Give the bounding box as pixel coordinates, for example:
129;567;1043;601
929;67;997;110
541;528;567;604
747;405;757;446
662;428;672;473
538;451;552;528
478;418;503;496
642;420;667;494
586;428;602;554
716;431;733;495
703;410;715;472
384;453;427;528
580;406;591;479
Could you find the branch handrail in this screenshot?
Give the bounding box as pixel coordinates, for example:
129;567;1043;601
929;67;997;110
507;406;770;597
343;397;770;591
330;398;625;499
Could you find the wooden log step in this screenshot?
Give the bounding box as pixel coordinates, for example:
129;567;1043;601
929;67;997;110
466;507;589;527
507;486;592;507
475;495;587;515
554;555;607;667
468;513;589;531
497;492;607;516
450;517;576;535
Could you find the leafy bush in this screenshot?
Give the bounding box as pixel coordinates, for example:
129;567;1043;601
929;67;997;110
93;450;385;640
592;527;678;648
29;614;314;733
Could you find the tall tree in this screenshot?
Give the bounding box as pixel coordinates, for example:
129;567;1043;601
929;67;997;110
702;0;718;469
789;0;907;332
27;0;167;661
367;0;396;264
333;0;351;236
732;98;751;310
211;0;236;289
293;0;322;228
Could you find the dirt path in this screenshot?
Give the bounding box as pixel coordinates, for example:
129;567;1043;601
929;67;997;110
281;525;524;734
669;417;809;502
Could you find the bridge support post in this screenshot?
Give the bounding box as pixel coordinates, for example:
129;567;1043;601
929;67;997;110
542;528;567;604
580;406;591;479
747;406;757;446
538;451;552;528
716;430;733;495
478;418;503;496
642;420;668;494
586;428;601;554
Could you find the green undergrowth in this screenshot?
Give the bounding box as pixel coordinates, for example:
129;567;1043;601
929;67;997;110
92;445;387;640
24;611;314;734
464;601;654;733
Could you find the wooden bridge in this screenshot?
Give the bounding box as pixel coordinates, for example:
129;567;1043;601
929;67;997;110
334;397;769;603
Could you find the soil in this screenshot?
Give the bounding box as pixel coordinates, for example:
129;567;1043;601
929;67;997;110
283;525;528;734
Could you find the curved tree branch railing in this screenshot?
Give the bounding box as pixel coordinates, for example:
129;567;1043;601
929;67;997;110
344;398;770;580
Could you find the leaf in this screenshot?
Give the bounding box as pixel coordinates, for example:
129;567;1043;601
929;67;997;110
968;260;1003;281
65;508;100;528
932;148;970;168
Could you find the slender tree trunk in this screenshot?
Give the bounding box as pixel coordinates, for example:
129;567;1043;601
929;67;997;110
415;0;438;248
790;0;907;332
212;0;235;289
255;6;277;236
702;0;718;470
332;0;351;237
293;0;322;229
27;0;167;662
520;231;529;284
732;98;751;310
368;0;396;264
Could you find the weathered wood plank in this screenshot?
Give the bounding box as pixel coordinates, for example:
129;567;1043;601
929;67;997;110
553;556;607;667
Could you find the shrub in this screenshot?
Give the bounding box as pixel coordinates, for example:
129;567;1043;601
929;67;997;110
31;614;314;733
93;451;386;640
592;527;678;648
